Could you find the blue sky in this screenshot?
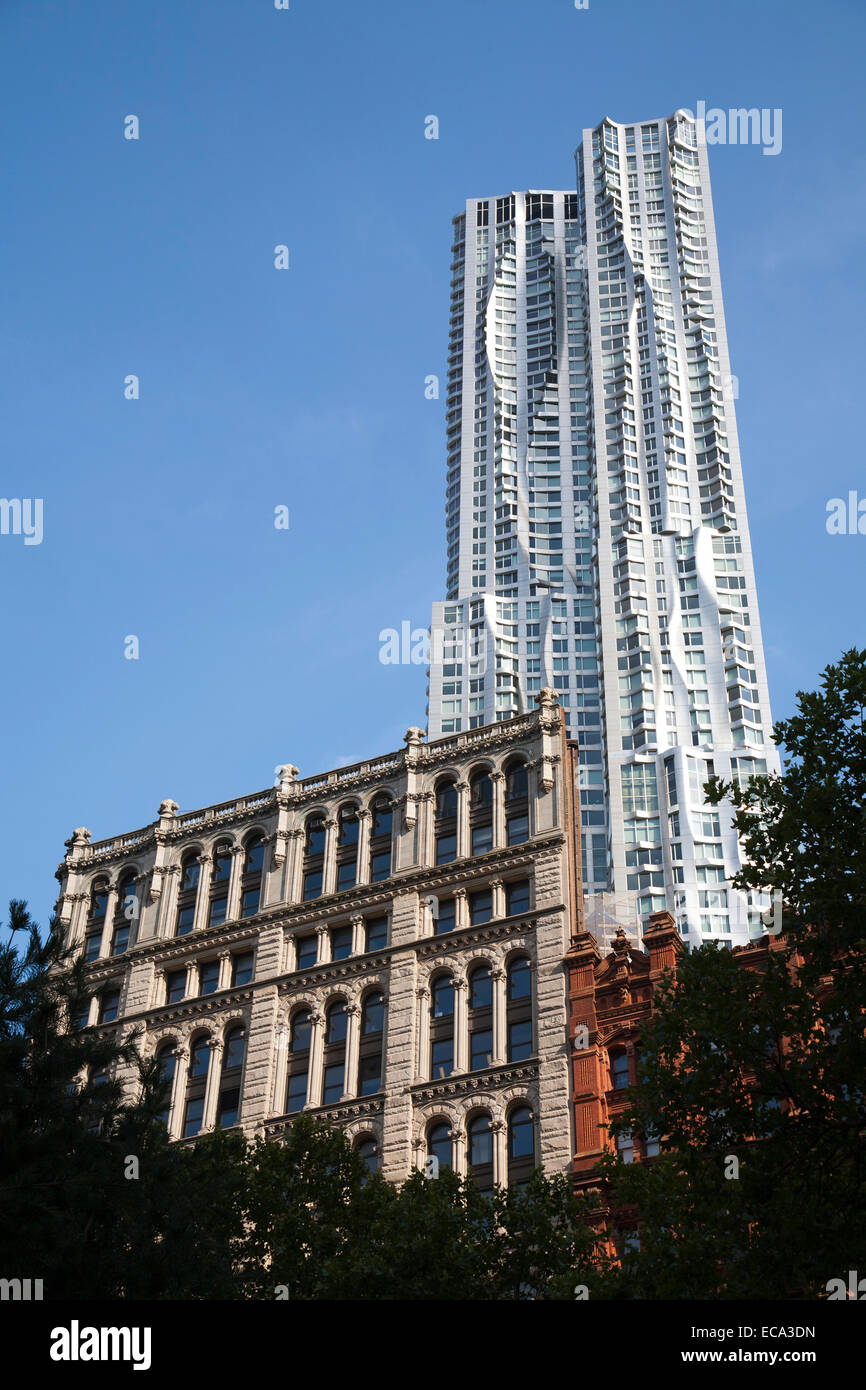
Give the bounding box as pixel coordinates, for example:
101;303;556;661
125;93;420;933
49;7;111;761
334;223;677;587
1;0;863;929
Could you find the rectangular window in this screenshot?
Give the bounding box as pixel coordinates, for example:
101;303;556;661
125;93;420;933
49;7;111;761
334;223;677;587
471;823;494;855
303;871;322;901
200;960;220;996
183;1096;205;1138
295;935;317;969
431;1039;453;1079
508;1018;533;1062
166;969;185;1004
98;989;120;1025
217;1087;240;1129
506;813;529;845
370;851;391;882
176;904;195;935
241;887;260;918
435;898;456;934
322;1063;345;1105
358;1054;382;1096
470;1028;493;1071
286;1071;307;1113
435;833;457;865
506;880;530;917
469;889;492;925
208;897;227;928
330;925;353;960
365;917;388;952
231;952;254;988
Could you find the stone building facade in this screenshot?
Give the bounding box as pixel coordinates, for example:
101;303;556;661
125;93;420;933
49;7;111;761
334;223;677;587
56;689;580;1186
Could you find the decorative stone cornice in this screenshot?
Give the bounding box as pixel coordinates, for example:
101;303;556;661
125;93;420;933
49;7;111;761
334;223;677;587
411;1059;539;1105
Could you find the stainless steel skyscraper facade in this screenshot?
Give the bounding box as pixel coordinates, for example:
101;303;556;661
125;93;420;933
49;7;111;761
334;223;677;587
427;112;779;948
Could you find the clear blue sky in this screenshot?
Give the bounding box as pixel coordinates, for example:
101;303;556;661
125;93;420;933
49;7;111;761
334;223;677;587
1;0;863;929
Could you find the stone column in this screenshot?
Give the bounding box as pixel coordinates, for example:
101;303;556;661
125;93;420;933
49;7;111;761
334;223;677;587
98;885;120;957
226;847;245;923
184;961;198;998
491;967;507;1064
167;1043;187;1141
350;914;365;956
286;828;304;905
454;886;469;932
456;780;470;859
192;853;212;934
490;877;505;919
157;864;181;938
217;950;232;992
201;1038;224;1131
492;1119;507;1186
306;1011;325;1109
322;817;338;896
453;977;468;1074
343;1003;361;1100
153;968;166;1009
272;1023;289;1115
416;986;430;1080
491;771;506;849
316;924;331;965
452;1124;466;1178
356;809;372;886
420;791;435;867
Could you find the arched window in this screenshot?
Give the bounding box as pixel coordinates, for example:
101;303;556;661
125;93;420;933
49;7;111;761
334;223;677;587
506;956;533;1062
358;990;384;1095
176;854;200;936
430;975;454;1079
507;1105;535;1187
84;877;109;960
217;1026;246;1128
610;1049;630;1090
505;760;530;845
111;871;138;956
208;840;233;927
336;805;359;891
355;1135;379;1174
369;797;393;882
434;779;458;864
286;1008;311;1113
240;833;265;918
427;1121;452;1172
155;1043;177;1130
467;1112;494;1191
323;999;347;1104
469;769;494;856
468;963;493;1070
184;1035;211;1137
303;815;326;901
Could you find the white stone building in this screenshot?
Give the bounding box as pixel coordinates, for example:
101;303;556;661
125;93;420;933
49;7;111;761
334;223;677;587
56;691;579;1186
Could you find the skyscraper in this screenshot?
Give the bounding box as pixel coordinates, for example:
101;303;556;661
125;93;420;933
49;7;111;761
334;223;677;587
428;112;780;947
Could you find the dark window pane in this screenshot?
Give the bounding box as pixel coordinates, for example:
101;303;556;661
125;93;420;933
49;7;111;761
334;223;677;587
303;871;322;901
326;1002;347;1043
434;899;456;935
200;960;220;995
436;784;457;819
181;860;200;892
506;765;528;800
468;1116;493;1164
506;880;530;916
370;851;391;882
435;834;457;865
218;1087;240;1128
470;967;492;1009
338;815;359;846
99;990;119;1024
432;979;454;1018
166;971;185;1004
508;1018;533;1062
372;803;392;837
176;904;195;935
213;846;232;883
469;890;492;924
362;992;384;1034
472;823;494;856
358;1053;382;1095
365;917;388;952
337;860;356;890
306;819;326;855
296;935;317;968
224;1029;245;1070
428;1123;452;1169
291;1011;311;1051
431;1039;453;1079
506;814;529;846
357;1138;378;1173
183;1096;205;1138
323;1063;345;1104
189;1040;210;1079
112;925;130;956
508;957;531;999
208;897;227;927
286;1071;307;1112
245;838;265;874
331;926;353;960
509;1107;534;1159
241;886;260;918
232;952;254;987
84;932;101;962
471;774;493;805
470;1029;493;1070
612;1053;630;1089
